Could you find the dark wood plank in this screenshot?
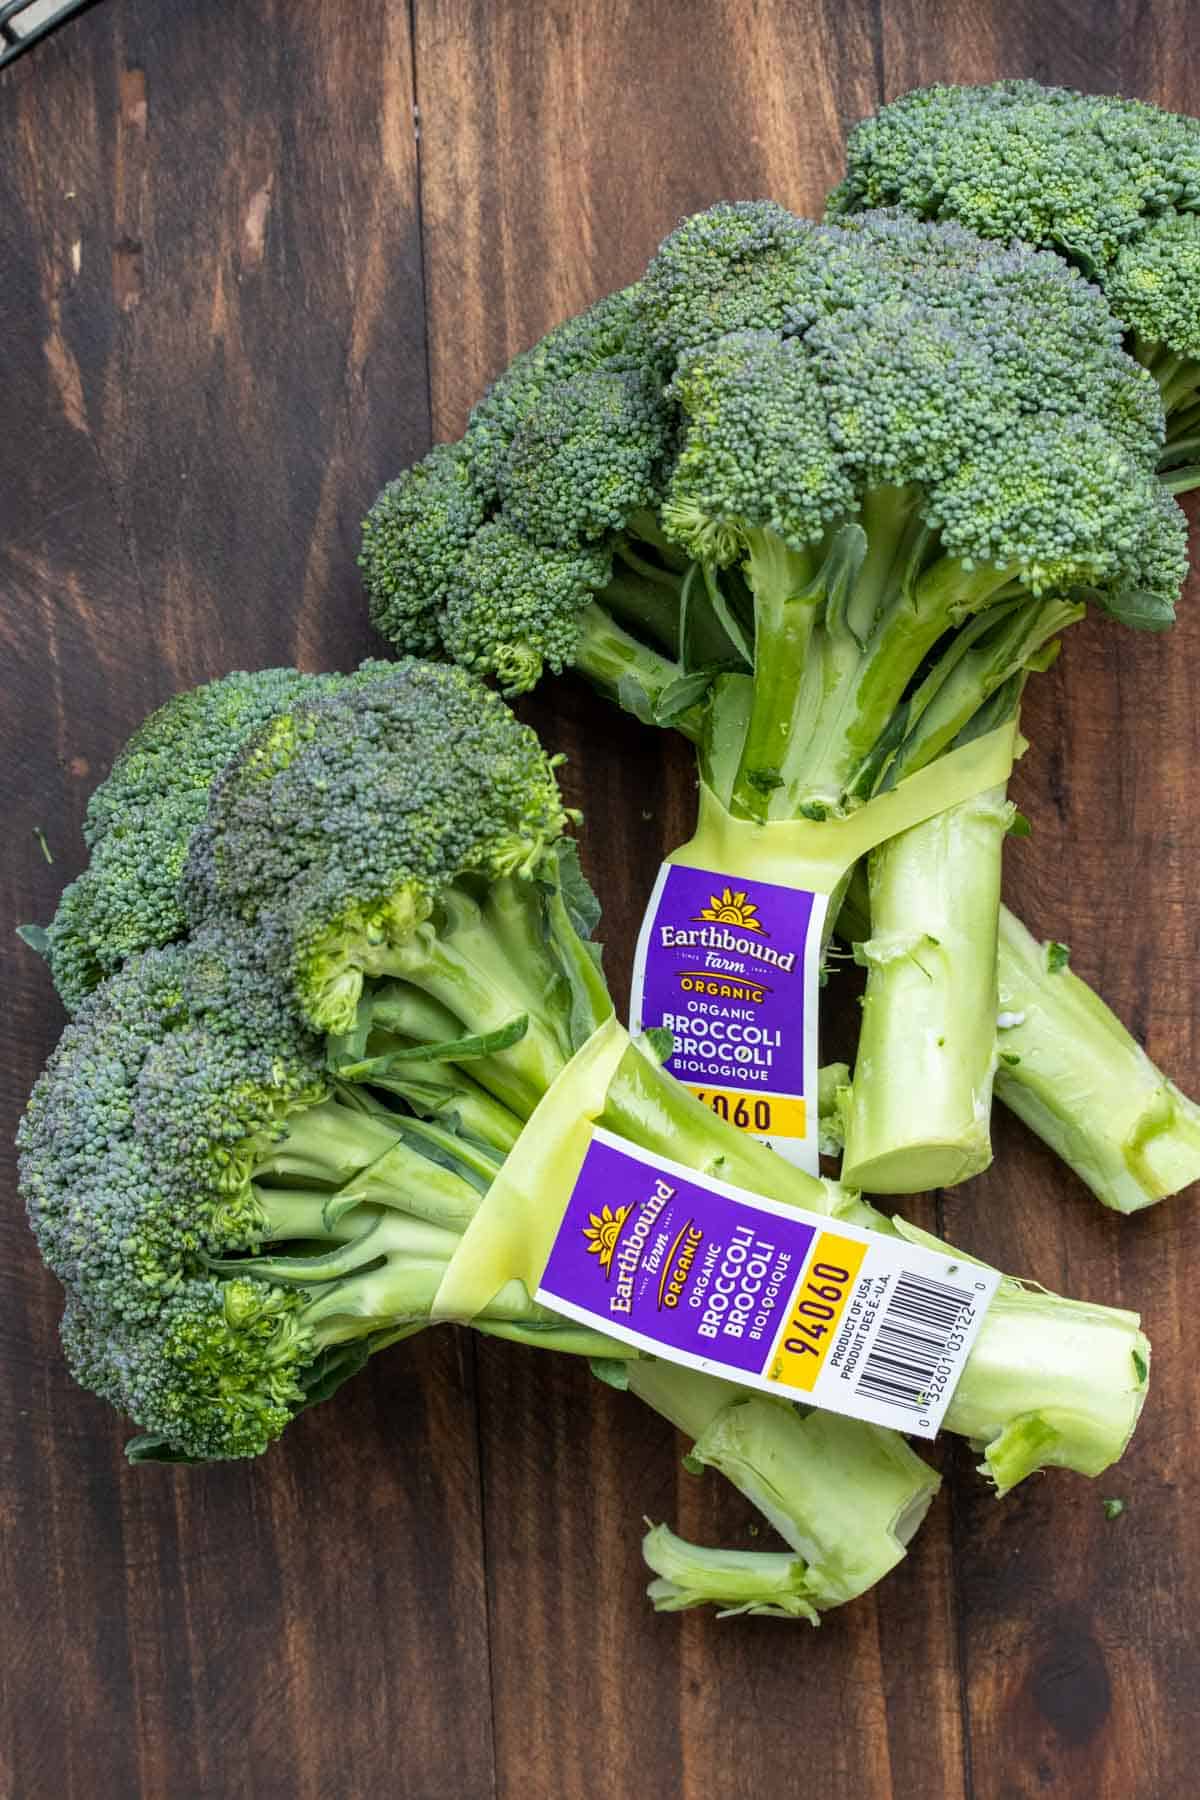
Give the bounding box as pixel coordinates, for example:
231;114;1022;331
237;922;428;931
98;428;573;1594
0;4;496;1797
874;6;1200;1797
413;5;969;1798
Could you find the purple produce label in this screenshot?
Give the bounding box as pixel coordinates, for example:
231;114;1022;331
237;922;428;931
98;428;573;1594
536;1129;1000;1438
539;1131;817;1375
630;862;827;1171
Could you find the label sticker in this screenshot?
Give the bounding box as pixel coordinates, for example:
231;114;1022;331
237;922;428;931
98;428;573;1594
630;863;828;1171
537;1129;999;1439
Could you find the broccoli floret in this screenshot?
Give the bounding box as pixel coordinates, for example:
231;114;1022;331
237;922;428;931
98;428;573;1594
663;329;855;564
829;80;1200;487
464;286;654;497
37;666;394;1012
20;925;330;1325
183;662;595;1096
636;200;816;355
441;522;613;691
498;366;672;548
1111;215;1200;365
360;444;487;653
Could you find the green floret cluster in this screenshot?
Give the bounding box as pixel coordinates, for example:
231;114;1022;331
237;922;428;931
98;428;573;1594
362;200;1181;818
19;924;329;1329
186;659;577;1036
360;445;486;655
20;662;614;1460
37;664;395;1013
441;524;613;691
828;80;1200;487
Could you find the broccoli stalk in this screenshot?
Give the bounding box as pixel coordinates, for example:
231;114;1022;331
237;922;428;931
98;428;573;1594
636;1381;940;1622
833;872;1200;1212
842;787;1010;1190
832;603;1077;1189
828;79;1200;491
993;911;1200;1213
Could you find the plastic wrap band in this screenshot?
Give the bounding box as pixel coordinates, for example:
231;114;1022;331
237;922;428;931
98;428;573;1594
674;720;1022;894
431;1014;631;1323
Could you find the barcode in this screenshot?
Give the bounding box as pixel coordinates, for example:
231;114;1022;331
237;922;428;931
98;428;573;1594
854;1270;970;1414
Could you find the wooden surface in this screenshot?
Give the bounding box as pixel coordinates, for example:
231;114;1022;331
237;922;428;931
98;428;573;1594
1;2;1196;1795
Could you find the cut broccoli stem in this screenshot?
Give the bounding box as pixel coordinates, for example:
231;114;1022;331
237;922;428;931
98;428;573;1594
837;876;1200;1213
942;1282;1150;1493
642;1528;824;1621
597;1045;1148;1486
630;1362;939;1616
831;595;1082;1191
994;910;1200;1213
840;784;1011;1193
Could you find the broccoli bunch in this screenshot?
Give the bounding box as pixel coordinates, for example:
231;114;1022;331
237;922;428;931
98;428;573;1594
359;200;1185;1193
827;79;1200;491
18;662;1148;1508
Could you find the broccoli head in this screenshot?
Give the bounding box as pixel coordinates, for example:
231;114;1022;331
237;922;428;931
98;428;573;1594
361;204;1182;819
183;661;597;1119
37;665;394;1012
828;80;1200;486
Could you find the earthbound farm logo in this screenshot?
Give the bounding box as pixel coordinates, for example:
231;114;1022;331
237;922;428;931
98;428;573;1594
656;885;797;973
582;1183;701;1316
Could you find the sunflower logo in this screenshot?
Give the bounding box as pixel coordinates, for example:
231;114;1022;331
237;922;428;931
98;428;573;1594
696;887;764;932
582;1204;630;1277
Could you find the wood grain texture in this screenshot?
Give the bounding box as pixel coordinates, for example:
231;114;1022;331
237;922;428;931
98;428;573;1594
0;5;495;1798
2;0;1198;1795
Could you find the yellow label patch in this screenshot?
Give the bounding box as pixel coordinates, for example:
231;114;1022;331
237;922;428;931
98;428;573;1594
767;1231;867;1393
687;1087;808;1138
